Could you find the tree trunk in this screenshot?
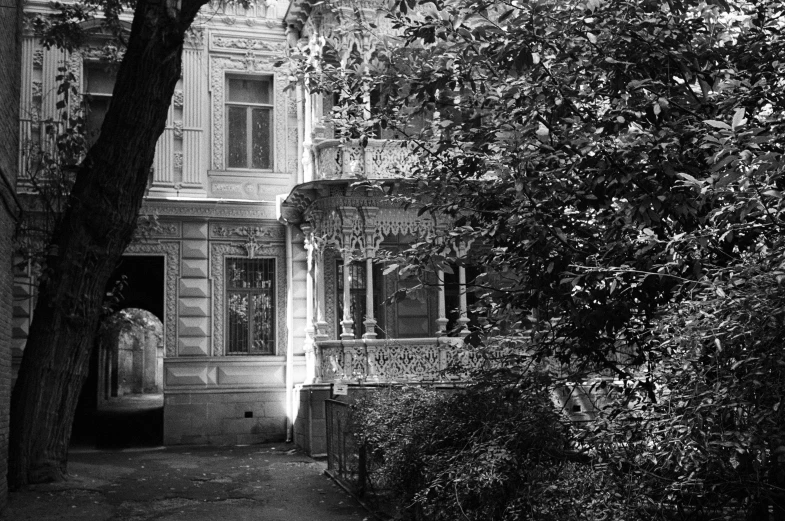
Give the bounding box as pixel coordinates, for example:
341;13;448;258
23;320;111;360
8;0;208;487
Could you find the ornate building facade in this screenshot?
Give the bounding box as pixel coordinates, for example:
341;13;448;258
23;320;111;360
13;0;473;451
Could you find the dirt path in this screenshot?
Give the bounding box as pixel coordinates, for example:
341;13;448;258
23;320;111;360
2;444;369;521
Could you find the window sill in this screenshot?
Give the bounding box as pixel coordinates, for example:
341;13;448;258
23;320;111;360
209;169;290;179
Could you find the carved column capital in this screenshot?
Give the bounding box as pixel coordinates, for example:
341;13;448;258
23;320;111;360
359;206;379;258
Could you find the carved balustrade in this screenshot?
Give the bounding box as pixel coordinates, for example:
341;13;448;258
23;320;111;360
313;139;420;181
316;337;480;383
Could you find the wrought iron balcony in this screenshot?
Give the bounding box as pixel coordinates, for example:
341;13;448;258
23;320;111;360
313;139;420;181
315;337;476;383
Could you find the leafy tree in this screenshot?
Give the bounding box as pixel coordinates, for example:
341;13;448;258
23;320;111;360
292;0;785;516
10;0;211;486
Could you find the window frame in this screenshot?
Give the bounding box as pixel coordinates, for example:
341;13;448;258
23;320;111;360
225;256;277;355
224;74;274;171
82;61;117;146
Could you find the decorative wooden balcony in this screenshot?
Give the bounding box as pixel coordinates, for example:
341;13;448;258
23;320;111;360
315;337;475;383
313;139;420;181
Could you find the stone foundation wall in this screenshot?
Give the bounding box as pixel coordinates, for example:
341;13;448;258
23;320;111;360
164;389;287;445
293;384;332;456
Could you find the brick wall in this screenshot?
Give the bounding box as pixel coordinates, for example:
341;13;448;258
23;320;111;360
0;0;22;510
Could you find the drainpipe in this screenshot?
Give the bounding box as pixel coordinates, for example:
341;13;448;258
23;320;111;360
285;224;295;442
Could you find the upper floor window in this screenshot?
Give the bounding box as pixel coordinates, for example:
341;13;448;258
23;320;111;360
83;62;116;146
226;257;276;354
226;76;273;170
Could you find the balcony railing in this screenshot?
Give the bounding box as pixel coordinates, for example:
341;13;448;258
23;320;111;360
313;139;420;181
316;337;479;383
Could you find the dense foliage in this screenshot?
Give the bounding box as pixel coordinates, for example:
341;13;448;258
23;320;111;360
294;0;785;517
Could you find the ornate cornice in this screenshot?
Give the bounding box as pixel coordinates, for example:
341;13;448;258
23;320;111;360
210;35;287;54
141;200;278;220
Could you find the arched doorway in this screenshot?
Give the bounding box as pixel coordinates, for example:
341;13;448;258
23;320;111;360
71;255;165;448
98;308;164;401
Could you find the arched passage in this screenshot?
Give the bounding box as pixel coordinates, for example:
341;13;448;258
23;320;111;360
71;255;166;448
98;308;164;401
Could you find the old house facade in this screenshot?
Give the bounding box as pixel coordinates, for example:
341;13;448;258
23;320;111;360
13;0;472;451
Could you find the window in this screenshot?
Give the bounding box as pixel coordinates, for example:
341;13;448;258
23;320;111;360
226;258;275;354
226;77;273;169
83;62;116;146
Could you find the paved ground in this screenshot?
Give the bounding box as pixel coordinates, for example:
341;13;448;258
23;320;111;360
1;444;370;521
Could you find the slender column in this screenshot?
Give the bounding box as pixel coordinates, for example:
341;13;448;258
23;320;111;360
309;213;329;340
436;269;448;335
457;265;470;337
153;104;175;184
338;207;358;339
314;249;328;340
362;257;377;339
19;37;35;173
302;225;316;383
303;86;314;181
41;47;64;122
182;45;204;187
340;251;354;339
295;83;304;185
361;207;378;339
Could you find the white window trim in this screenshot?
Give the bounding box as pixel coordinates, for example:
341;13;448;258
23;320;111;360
209;56;287;173
224;75;274;171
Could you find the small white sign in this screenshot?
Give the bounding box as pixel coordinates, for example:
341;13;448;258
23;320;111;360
333;383;348;396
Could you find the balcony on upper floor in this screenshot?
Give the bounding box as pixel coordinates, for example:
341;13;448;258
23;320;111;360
312;139;421;181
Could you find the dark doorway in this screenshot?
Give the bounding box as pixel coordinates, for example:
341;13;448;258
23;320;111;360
71;255;166;448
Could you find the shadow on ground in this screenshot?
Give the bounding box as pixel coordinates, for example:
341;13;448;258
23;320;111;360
2;444;369;521
71;395;164;449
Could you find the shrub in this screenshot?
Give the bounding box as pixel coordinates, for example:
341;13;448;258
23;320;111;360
351;374;652;520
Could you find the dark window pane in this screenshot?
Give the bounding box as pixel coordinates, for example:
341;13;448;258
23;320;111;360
226;258;276;354
251;108;272;169
85;64;116;96
228;78;271;104
227;292;249;354
251;293;274;354
227;106;247;168
337;262;367;339
85;97;110;146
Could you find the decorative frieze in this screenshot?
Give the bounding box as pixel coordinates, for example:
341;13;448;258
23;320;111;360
174;152;183;175
208;179;290;199
142;200;277;220
184;26;205;49
211;224;285;241
31;81;41;100
211;35;286;54
303;201;437;254
132;219;181;240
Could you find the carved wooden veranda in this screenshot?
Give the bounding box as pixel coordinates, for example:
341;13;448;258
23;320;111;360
281;181;473;384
